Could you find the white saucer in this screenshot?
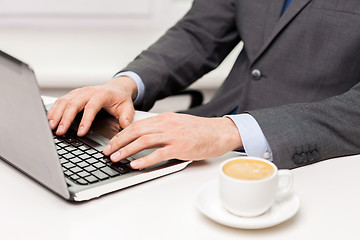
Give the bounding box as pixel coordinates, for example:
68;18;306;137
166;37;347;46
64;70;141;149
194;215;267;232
196;179;300;229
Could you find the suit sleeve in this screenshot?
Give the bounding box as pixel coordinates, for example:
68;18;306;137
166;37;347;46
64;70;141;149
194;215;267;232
119;0;240;111
248;82;360;169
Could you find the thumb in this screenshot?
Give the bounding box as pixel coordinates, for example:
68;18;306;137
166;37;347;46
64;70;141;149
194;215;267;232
117;100;135;129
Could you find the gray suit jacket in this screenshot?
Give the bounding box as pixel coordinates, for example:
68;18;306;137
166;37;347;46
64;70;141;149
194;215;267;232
121;0;360;169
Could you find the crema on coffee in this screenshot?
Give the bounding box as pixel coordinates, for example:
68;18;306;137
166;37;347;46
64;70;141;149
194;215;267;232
223;159;274;180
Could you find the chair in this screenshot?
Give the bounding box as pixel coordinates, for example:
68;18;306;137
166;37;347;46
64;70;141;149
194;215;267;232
172;89;204;108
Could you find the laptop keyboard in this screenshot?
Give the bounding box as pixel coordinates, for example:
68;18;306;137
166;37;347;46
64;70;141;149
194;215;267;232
53;133;135;185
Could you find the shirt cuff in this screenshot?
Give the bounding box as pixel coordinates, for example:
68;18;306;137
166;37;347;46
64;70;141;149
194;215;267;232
114;71;145;106
225;113;273;161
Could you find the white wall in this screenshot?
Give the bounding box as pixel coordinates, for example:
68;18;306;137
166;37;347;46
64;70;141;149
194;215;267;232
0;0;240;89
0;0;192;30
0;0;151;15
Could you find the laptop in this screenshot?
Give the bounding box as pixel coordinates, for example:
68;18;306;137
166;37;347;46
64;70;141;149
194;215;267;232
0;50;191;202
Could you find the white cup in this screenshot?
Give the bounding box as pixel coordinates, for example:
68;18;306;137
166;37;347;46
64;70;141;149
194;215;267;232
219;157;293;217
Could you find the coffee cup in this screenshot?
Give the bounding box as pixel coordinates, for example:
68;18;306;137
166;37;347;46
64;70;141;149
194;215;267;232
219;157;293;217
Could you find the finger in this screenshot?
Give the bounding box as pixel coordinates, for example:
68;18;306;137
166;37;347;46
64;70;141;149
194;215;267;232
130;148;173;169
47;99;58;120
77;97;105;136
48;89;92;130
56;104;82;135
47;88;84;120
104;118;158;155
47;98;68;130
109;134;166;162
116;100;135;129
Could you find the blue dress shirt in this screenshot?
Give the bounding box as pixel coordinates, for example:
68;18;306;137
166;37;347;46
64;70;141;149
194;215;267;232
282;0;293;14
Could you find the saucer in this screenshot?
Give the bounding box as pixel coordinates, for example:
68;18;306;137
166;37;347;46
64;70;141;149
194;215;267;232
196;179;300;229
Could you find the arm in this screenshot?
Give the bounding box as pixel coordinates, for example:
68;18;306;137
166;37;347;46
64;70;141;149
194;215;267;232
249;82;360;169
120;0;240;110
103;113;243;169
48;0;239;136
104;82;360;170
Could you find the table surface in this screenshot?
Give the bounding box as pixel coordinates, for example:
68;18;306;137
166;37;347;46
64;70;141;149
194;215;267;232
1;98;359;239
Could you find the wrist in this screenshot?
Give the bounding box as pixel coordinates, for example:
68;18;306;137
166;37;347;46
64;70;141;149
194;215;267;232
219;117;243;151
106;76;138;101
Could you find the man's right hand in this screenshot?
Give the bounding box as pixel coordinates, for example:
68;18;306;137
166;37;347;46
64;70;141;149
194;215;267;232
47;76;138;137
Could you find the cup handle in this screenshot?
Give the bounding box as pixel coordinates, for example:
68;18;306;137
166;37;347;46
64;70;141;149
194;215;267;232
276;169;293;201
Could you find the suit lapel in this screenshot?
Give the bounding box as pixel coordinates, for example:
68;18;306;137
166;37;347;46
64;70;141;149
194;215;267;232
250;0;313;67
263;0;284;40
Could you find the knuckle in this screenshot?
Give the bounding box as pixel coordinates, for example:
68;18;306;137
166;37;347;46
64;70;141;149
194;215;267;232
121;147;129;156
108;140;118;151
159;112;174;119
69;88;81;94
68;88;84;97
66;100;78;108
131;122;142;133
81;86;94;92
93;88;107;97
83;86;94;91
138;135;151;145
166;112;177;118
156;149;168;159
72;86;94;96
58;121;69;128
84;102;97;111
114;132;121;139
158;112;177;124
55;97;67;106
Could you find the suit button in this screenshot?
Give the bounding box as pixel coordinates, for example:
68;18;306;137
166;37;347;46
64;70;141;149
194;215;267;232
301;153;308;163
251;69;262;80
293;154;302;164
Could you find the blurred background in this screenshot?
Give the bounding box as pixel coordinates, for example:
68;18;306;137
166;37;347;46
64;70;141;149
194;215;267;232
0;0;241;112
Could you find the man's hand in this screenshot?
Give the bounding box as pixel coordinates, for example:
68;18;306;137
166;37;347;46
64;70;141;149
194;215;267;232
103;112;243;169
47;76;137;136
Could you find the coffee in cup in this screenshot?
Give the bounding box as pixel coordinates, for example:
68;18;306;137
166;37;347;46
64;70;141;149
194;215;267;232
219;157;293;217
222;158;274;180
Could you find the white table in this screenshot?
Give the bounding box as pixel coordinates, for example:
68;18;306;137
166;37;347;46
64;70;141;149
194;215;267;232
1;105;359;239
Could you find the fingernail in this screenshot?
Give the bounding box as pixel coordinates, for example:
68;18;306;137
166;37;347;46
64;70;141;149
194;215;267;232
57;124;64;133
103;145;111;154
130;160;139;169
78;126;85;135
49;120;54;127
111;151;121;161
